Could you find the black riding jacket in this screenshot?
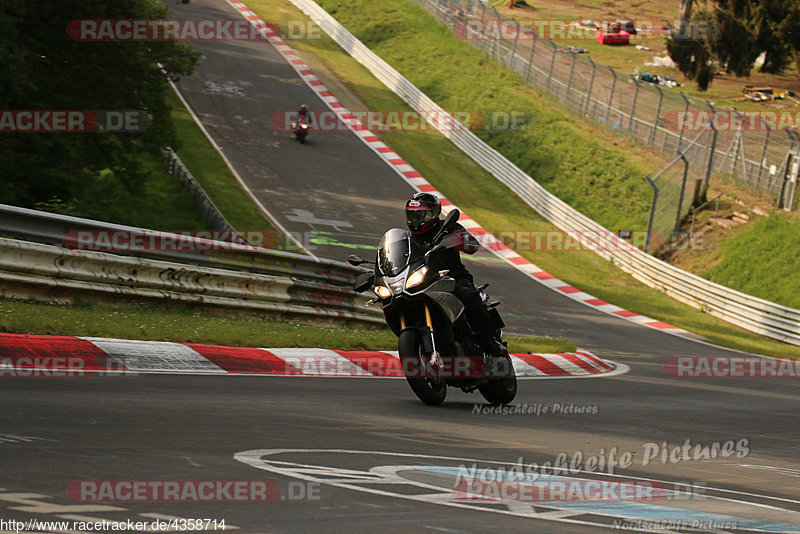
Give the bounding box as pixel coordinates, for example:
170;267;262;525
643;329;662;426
412;219;480;282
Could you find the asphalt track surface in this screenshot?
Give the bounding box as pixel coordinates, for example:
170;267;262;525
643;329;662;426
2;1;799;533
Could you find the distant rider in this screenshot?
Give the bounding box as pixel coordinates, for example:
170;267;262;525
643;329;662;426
296;104;310;126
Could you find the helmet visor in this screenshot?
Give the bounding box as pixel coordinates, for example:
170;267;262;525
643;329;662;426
406;208;433;229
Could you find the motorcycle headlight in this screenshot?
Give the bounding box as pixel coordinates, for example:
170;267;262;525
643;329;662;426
300;124;309;129
405;266;428;289
374;285;392;299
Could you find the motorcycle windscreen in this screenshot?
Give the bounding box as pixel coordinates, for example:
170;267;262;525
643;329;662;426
378;228;412;276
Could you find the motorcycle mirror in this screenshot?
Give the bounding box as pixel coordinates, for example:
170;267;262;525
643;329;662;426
442;208;460;228
347;254;367;266
353;272;375;293
431;208;460;245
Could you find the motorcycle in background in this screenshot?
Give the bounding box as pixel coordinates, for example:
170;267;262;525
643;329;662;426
291;115;310;144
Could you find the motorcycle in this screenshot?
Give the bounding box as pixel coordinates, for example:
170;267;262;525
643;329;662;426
348;209;517;406
291;115;310;144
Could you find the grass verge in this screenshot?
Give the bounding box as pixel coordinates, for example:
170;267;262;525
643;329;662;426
243;0;800;359
0;298;574;353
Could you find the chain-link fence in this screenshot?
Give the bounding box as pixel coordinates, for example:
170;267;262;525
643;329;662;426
643;125;715;252
410;0;798;205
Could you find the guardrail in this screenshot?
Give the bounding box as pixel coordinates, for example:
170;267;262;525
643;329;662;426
286;0;800;345
0;204;359;286
0;237;382;325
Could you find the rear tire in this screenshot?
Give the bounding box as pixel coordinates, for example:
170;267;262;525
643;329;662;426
479;355;517;405
398;330;446;406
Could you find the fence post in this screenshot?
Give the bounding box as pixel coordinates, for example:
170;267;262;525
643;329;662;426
566;51;577;104
675;153;689;234
510;20;520;68
703;101;717;193
757;116;770;190
583;57;596;116
545;40;557;92
525;28;537;83
605;66;617;125
643;175;658;253
729;109;747;177
629;76;640;133
677;92;690;153
649;84;664;147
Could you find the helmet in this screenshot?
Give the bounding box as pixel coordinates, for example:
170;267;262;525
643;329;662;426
405;192;441;235
300;104;309;111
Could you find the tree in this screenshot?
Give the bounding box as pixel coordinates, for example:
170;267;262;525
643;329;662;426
667;0;800;89
0;0;201;211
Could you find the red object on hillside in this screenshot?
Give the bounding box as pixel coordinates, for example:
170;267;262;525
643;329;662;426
596;29;630;45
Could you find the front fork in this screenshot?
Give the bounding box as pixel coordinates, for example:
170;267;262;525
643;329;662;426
399;303;441;371
423;304;442;369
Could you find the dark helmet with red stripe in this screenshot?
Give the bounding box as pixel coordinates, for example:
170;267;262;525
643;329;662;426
405;192;441;235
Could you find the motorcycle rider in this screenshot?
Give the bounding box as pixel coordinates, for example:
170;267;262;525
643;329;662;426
404;192;509;361
296;104;310;126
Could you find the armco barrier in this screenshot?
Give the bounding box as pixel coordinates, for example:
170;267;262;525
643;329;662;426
0;204;358;286
0;237;382;324
281;0;800;345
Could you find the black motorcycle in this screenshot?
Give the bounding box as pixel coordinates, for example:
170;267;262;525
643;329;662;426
348;209;517;406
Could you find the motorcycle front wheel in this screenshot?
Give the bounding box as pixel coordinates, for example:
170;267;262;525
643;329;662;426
398;330;447;406
478;355;517;406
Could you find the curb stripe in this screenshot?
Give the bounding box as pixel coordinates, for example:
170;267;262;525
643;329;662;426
0;334;617;379
186;344;301;375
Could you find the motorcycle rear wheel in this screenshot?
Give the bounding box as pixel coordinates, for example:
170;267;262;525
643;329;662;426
398;330;447;406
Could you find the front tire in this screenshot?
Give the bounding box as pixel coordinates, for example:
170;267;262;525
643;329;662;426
479;355;517;405
398;330;446;406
